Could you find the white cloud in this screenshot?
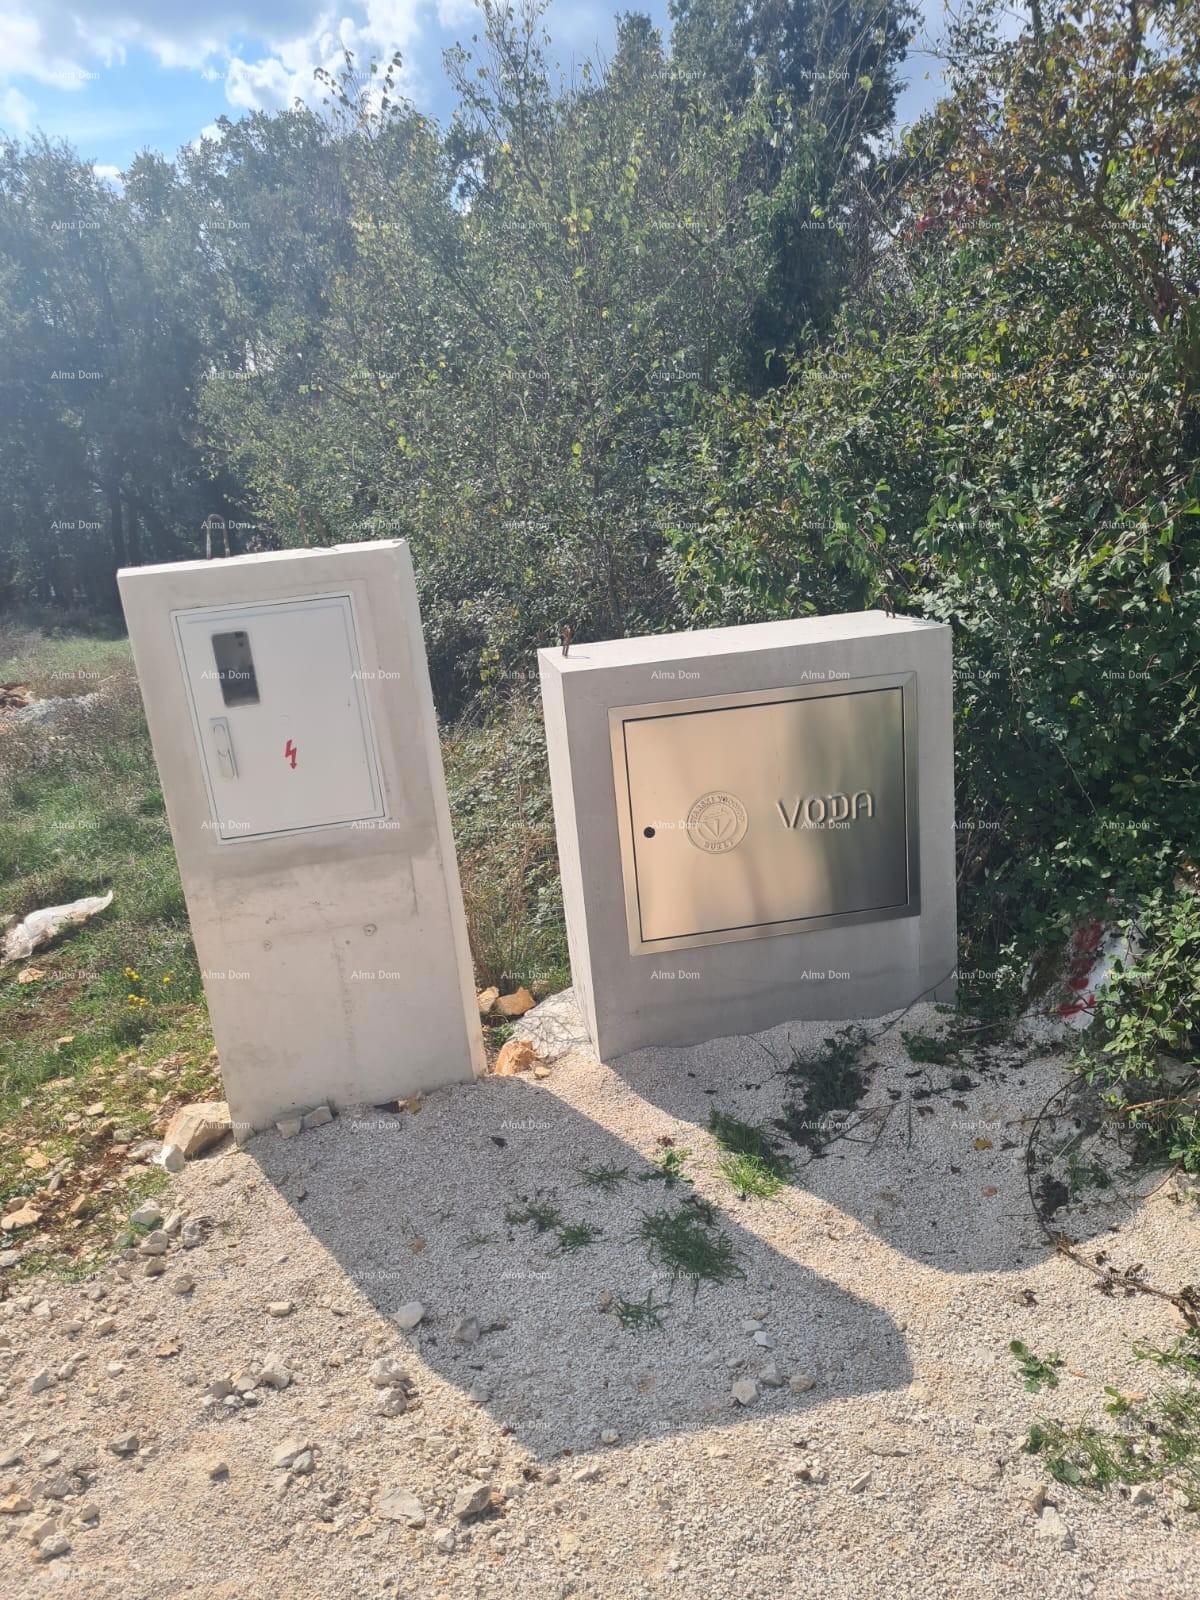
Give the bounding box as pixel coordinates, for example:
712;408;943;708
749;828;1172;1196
0;0;667;147
434;0;479;25
0;3;429;104
225;53;300;113
224;6;425;116
365;0;429;38
0;5;327;81
0;11;112;89
0;85;36;132
92;162;124;186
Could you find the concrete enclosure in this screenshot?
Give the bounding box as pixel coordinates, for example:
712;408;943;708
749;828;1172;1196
119;541;485;1133
539;613;956;1058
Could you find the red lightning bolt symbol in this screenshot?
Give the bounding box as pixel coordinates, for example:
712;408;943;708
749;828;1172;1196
284;739;297;769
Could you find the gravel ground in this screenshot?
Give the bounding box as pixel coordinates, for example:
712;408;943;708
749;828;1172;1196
1;993;1197;1600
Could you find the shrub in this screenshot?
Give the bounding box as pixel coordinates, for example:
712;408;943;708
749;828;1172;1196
1081;887;1200;1173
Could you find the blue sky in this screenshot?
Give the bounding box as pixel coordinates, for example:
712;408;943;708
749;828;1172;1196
0;1;954;179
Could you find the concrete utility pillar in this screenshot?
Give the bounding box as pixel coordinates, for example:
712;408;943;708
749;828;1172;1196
119;540;485;1135
539;612;957;1058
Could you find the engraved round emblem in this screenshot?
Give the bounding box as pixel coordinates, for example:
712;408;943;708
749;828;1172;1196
686;792;748;854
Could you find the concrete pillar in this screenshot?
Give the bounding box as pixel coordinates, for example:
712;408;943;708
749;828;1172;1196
539;612;956;1058
119;540;484;1134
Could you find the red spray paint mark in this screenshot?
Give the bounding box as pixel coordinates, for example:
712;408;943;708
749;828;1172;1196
1055;918;1107;1015
284;739;298;769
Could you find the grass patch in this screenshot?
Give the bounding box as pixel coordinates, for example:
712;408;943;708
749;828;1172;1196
0;639;208;1116
442;698;569;996
508;1201;602;1252
7;1249;108;1285
716;1151;786;1199
0;621;130;703
0;1008;220;1272
7;1151;173;1286
0;629;221;1274
638;1203;745;1295
614;1290;669;1332
505;1200;565;1233
555;1221;603;1252
638;1139;691;1188
576;1161;629;1193
1023;1332;1200;1506
778;1025;871;1154
901;1027;972;1066
707;1107;789;1197
707;1108;782;1162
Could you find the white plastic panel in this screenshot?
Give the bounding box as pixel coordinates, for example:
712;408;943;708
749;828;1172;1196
173;595;385;842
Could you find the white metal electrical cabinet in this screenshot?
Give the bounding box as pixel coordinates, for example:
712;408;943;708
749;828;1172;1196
173;595;386;842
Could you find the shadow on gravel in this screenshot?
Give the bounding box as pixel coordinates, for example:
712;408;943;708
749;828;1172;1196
245;1068;912;1459
579;993;1136;1278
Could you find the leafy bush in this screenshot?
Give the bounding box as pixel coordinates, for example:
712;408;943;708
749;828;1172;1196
1081;888;1200;1172
442;694;569;994
660;0;1200;984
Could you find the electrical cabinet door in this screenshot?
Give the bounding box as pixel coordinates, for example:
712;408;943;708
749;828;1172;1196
174;595;385;842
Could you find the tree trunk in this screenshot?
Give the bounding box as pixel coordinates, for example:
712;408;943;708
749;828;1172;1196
104;478;126;609
123;484;192;558
122;490;143;566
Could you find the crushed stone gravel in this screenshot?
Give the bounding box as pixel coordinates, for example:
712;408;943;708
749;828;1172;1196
0;993;1196;1600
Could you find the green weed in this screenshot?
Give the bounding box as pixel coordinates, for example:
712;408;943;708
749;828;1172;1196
707;1107;789;1198
638;1142;692;1188
638;1205;745;1294
505;1200;564;1233
901;1028;970;1066
1010;1339;1065;1392
614;1290;669;1332
555;1221;603;1252
779;1026;871;1153
576;1161;629;1193
716;1151;786;1199
442;700;569;995
1023;1333;1200;1504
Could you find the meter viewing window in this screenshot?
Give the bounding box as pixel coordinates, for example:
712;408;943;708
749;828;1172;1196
211;631;260;706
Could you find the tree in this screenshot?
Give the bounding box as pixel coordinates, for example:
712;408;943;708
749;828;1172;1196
670;0;918;367
0;138;222;609
662;0;1200;963
198;8;780;704
917;0;1200;398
